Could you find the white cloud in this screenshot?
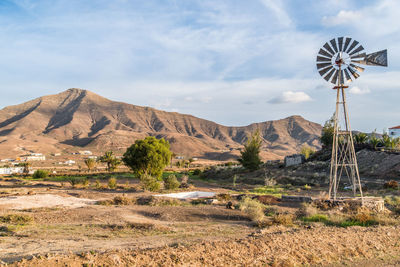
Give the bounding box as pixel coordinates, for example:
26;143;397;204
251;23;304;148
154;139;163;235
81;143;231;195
268;91;312;104
259;0;292;27
349;86;370;95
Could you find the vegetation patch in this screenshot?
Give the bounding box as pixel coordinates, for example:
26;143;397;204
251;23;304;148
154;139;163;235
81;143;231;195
0;214;33;225
239;197;266;223
97;196;136;206
137;196;185;206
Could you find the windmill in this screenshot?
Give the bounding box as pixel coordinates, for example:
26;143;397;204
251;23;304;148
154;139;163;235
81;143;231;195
316;37;387;200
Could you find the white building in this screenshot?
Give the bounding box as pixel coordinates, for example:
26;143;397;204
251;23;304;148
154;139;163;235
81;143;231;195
79;150;92;155
18;154;46;161
0;167;24;175
389;126;400;138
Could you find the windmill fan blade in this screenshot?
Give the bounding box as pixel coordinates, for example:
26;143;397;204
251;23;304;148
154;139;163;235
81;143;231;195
319;48;333;58
317;56;331;62
323;43;335;55
349;45;364;56
343;37;351;52
350;63;364;72
319;66;333;76
331;69;339;84
365;49;388;66
350;52;366;59
330;39;338;53
338;37;344;51
346;40;359;53
348;66;360;79
317;62;332;69
324;68;336;82
344;69;352;82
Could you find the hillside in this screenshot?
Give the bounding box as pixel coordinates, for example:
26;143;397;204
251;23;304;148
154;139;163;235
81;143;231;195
0;88;322;160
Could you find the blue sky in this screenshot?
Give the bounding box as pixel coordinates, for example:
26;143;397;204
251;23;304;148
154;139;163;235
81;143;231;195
0;0;399;132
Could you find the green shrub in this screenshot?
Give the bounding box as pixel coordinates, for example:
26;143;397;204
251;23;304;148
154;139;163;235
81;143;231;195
163;174;180;190
108;177;117;189
140;174;161;192
32;169;48;179
68;177;81;187
302;214;329;223
300;145;315;160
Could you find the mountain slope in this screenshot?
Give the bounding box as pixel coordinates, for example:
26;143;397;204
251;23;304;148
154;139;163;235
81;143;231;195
0;88;322;160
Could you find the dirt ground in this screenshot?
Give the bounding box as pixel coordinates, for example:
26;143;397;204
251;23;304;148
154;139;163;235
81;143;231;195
0;177;399;267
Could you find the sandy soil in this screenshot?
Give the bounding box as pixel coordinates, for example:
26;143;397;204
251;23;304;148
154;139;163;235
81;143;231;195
0;194;96;210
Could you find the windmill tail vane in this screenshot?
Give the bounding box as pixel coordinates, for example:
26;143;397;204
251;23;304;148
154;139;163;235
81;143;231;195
315;37;388;201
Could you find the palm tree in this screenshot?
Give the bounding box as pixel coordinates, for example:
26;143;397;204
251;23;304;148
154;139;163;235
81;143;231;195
100;151;119;172
354;133;368;145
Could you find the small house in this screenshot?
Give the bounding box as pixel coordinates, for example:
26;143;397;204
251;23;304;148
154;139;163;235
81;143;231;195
284;154;305;167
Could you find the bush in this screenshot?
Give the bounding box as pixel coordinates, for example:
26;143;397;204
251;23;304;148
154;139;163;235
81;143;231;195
32;169;48;179
384;180;399;189
137;196;182;206
140;174;161;192
0;214;33;225
180;175;189;188
272;213;294;226
302;214;329;223
68;177;83;187
98;196;136;206
296;203;319;218
163;174;180;190
192;169;202;176
217;193;231;202
108;177;117;189
239;197;265;223
300;145;315;160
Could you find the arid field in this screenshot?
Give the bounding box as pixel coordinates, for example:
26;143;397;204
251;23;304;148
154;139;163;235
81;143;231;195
0;162;399;267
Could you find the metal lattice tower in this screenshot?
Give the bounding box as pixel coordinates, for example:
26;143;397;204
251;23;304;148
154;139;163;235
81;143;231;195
316;37;387;200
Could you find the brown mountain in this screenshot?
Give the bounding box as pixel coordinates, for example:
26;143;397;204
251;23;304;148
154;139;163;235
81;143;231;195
0;88;322;160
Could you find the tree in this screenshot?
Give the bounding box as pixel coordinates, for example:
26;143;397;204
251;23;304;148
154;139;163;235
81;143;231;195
19;162;31;175
122;136;172;178
238;129;262;171
369;130;380;149
320;115;335;147
100;151;121;172
300;145;315;160
354;132;368;145
84;158;97;172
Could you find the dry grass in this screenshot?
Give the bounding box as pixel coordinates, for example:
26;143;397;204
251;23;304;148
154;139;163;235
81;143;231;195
97;196;136;206
272;213;294;226
238;197;265;223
